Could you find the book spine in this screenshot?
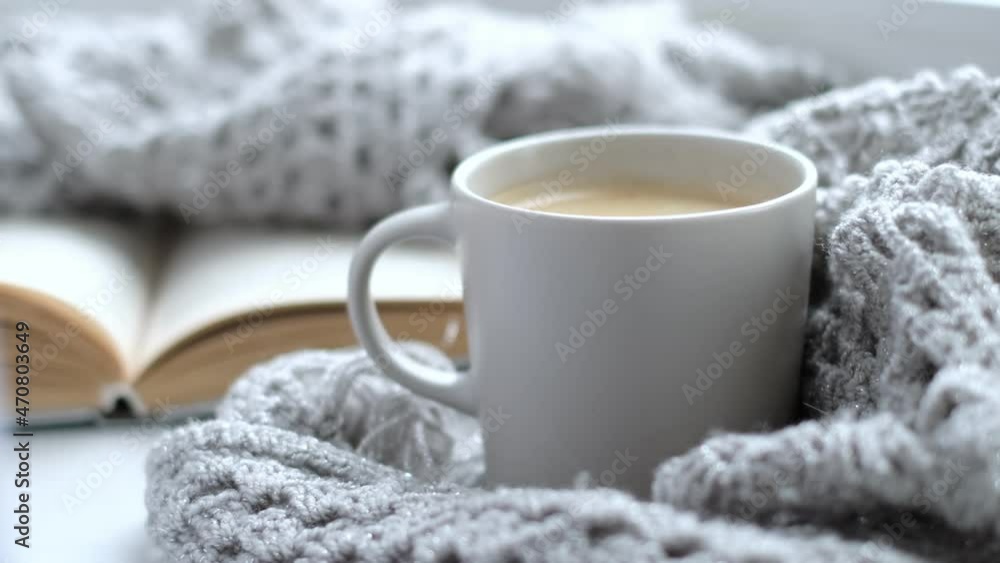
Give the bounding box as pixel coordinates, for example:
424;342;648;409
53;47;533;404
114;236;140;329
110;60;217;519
99;383;144;419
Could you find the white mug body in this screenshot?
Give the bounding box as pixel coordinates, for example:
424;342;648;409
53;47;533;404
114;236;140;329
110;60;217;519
349;127;817;496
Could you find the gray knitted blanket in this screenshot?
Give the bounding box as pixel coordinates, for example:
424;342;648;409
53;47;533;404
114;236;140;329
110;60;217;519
146;66;1000;562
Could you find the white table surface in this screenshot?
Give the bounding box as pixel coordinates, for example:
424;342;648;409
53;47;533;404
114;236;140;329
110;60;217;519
7;425;168;563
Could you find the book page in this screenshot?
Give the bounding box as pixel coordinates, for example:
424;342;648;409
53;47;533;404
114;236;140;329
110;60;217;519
0;218;156;372
137;227;461;372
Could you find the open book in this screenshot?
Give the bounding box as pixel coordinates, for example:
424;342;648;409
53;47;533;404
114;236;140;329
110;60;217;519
0;218;464;423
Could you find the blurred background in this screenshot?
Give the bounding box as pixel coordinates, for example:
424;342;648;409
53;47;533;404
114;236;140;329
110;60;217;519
7;0;1000;78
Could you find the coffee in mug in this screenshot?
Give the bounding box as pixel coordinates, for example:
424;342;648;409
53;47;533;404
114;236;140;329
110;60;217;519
490;181;753;217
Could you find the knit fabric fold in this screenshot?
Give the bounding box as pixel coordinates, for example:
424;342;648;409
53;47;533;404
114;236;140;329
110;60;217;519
147;349;936;563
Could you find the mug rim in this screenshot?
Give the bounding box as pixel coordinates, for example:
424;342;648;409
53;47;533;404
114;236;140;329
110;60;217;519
450;125;818;224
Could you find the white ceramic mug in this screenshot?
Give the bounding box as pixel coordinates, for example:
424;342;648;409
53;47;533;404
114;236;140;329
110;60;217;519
348;127;817;496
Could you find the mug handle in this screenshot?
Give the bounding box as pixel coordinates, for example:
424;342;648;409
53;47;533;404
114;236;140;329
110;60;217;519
347;202;478;414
